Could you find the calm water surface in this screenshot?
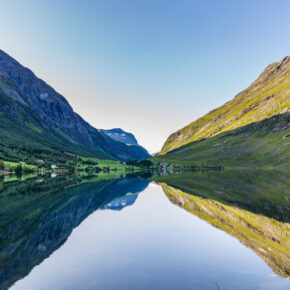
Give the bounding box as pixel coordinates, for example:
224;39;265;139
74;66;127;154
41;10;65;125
0;172;289;290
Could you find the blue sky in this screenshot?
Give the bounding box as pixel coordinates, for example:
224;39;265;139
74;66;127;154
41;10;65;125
1;0;290;152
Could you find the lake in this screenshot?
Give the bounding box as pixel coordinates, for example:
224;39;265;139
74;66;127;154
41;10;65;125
0;171;289;290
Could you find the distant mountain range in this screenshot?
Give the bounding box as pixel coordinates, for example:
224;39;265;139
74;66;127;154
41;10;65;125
157;56;290;167
101;128;150;158
0;49;149;162
101;128;138;145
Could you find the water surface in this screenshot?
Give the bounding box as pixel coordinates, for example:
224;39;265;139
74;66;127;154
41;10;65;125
0;171;289;290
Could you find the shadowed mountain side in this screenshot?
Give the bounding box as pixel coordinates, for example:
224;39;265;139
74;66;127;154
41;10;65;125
100;128;151;159
154;113;290;167
0;176;149;290
0;49;149;161
101;128;138;145
161;183;290;278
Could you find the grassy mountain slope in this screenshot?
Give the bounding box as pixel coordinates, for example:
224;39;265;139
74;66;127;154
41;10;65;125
160;56;290;164
0;113;112;164
154;113;290;167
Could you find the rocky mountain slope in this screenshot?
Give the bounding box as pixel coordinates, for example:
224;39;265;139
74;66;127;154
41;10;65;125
0;49;149;161
158;56;290;166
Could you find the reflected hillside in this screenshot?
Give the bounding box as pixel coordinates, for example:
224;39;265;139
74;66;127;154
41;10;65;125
154;170;290;221
155;171;290;278
0;176;149;290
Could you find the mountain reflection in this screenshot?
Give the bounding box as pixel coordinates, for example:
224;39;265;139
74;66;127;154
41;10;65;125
154;170;290;278
0;175;149;290
1;170;289;289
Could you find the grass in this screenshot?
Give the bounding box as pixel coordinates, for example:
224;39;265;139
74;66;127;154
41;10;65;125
68;154;139;171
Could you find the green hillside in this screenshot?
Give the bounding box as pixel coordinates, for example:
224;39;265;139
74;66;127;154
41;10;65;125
0;111;113;165
159;56;290;166
154;113;290;167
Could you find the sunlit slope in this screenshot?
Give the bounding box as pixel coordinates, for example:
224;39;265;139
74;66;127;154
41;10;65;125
154;113;290;167
160;56;290;156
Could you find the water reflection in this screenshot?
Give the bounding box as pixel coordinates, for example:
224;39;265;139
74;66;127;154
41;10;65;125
0;175;149;289
0;170;289;289
153;170;290;278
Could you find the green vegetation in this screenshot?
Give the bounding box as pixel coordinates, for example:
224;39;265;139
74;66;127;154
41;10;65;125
0;110;116;165
159;56;290;168
153;113;290;168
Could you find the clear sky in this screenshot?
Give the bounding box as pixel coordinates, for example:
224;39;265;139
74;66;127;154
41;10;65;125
1;0;289;153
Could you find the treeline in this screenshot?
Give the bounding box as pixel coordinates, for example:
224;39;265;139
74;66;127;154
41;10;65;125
125;159;153;167
0;145;83;166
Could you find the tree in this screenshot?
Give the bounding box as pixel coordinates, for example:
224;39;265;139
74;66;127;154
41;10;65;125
0;160;4;171
15;164;23;175
65;160;75;172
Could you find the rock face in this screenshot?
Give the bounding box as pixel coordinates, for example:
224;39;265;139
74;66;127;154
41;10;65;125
0;49;149;161
160;56;290;155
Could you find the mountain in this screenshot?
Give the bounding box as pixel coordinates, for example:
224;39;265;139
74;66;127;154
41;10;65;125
101;128;138;144
158;56;290;167
101;128;150;159
0;49;148;162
